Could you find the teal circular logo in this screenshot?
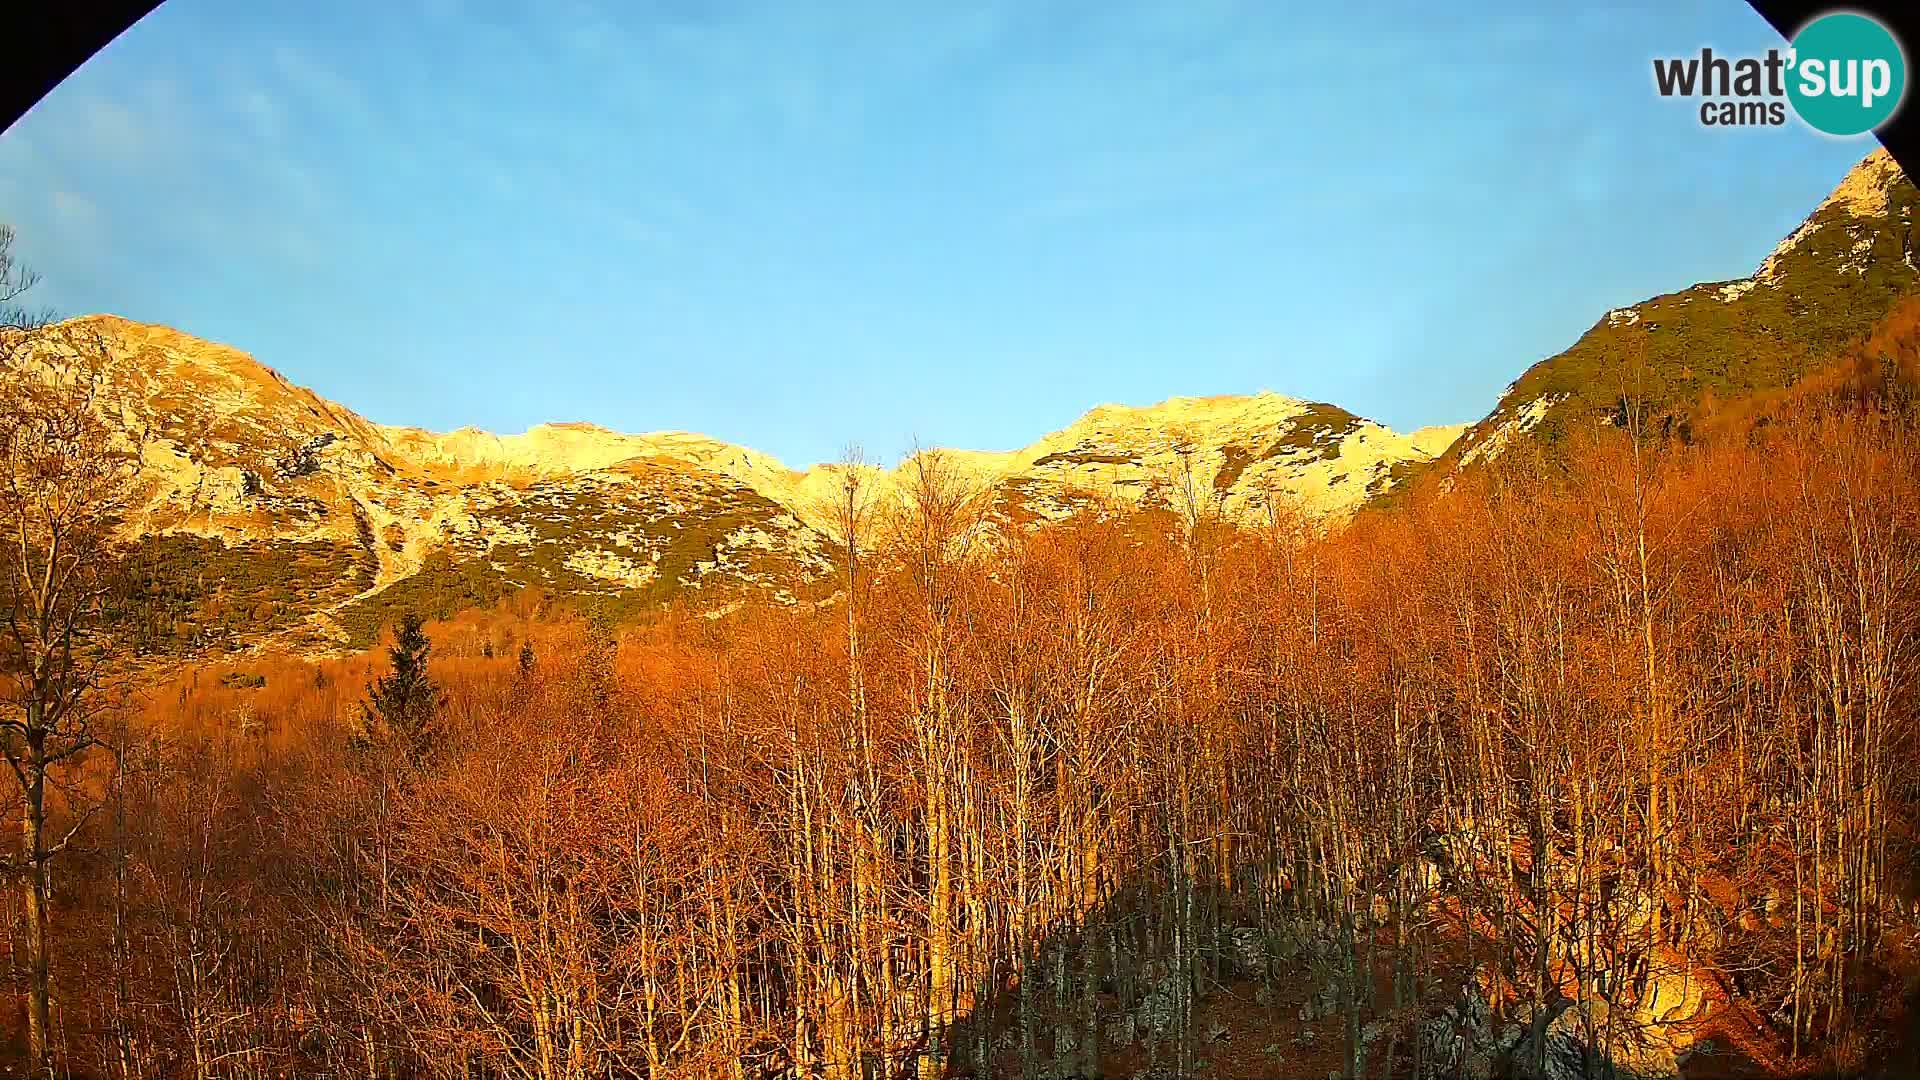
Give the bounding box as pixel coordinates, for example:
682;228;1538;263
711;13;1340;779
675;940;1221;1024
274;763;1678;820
1787;13;1906;136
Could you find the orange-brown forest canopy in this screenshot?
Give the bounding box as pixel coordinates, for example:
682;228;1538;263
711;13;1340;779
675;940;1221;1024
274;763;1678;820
31;321;1920;1080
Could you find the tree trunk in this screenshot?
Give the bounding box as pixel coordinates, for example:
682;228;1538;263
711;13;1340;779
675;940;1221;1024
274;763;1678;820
21;722;50;1080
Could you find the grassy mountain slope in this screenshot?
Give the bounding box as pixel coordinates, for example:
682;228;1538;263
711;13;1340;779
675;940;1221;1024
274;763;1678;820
1423;148;1918;480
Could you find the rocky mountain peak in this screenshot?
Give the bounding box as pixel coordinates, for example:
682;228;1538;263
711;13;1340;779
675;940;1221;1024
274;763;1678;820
37;318;1450;653
1431;146;1918;487
1757;146;1910;281
1819;146;1905;219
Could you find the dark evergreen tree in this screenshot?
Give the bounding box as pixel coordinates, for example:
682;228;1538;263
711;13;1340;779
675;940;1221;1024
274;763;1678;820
360;612;441;759
517;638;536;677
580;620;616;712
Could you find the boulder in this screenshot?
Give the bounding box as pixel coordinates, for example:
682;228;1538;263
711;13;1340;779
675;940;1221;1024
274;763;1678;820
1356;1019;1392;1075
1511;965;1711;1080
1220;926;1269;977
1416;988;1510;1079
1133;980;1181;1038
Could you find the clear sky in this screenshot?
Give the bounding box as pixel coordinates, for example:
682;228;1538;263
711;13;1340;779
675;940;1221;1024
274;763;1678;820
0;1;1879;468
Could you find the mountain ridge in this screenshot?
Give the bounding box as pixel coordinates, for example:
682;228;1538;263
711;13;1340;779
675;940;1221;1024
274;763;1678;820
58;146;1918;654
78;309;1464;493
1426;147;1918;484
46;313;1461;654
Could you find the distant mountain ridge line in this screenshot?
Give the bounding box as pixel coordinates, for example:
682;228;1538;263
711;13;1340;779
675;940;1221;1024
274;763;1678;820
46;312;1467;652
70;310;1461;486
48;145;1913;653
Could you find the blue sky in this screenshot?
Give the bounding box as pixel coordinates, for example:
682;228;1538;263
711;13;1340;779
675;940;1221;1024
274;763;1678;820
0;0;1878;467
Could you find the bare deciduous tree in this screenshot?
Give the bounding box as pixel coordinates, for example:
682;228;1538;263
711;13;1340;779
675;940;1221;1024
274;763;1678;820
0;228;141;1077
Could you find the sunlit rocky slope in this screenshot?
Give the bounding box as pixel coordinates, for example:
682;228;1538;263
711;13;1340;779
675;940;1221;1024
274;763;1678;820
73;146;1916;654
1427;147;1918;480
63;316;1460;652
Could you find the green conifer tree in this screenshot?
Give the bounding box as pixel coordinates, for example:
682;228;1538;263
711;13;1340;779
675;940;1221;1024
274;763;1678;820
360;612;441;759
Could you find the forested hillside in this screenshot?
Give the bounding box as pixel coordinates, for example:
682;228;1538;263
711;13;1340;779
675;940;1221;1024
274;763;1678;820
35;295;1920;1080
